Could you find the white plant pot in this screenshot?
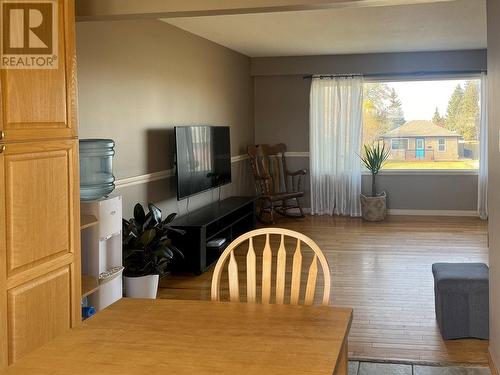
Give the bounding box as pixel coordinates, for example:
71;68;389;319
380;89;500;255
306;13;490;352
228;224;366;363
123;275;159;299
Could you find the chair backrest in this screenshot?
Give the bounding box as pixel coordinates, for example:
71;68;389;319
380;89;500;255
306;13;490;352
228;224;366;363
211;228;331;305
247;144;289;195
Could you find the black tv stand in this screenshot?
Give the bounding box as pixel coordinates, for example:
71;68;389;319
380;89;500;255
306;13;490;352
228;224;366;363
171;196;257;274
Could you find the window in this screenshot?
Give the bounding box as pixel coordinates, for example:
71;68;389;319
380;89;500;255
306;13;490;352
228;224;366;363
438;138;446;152
363;78;481;170
391;138;408;150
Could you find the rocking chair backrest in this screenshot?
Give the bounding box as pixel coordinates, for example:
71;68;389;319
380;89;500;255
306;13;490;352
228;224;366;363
247;144;289;195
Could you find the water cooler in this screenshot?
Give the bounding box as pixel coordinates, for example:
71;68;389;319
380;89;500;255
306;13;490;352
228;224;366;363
81;195;123;312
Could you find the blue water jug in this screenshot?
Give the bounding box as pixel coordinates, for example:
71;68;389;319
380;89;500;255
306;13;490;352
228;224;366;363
80;139;115;201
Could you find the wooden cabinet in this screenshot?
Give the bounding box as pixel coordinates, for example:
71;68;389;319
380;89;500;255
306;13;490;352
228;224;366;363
0;0;77;142
0;140;80;366
0;0;80;368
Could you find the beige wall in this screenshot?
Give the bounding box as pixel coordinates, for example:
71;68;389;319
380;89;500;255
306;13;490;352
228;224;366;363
254;75;310;151
253;50;486;152
487;0;500;368
253;53;484;211
284;155;478;211
76;20;254;217
252;50;487;76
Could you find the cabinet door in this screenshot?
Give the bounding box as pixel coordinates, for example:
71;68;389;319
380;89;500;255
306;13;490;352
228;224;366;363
7;267;71;364
0;139;80;366
0;0;77;142
0;145;7;369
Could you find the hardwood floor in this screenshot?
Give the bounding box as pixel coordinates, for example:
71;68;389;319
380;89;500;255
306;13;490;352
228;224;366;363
158;214;489;366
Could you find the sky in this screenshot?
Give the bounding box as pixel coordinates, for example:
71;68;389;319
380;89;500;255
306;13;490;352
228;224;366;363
386;79;477;121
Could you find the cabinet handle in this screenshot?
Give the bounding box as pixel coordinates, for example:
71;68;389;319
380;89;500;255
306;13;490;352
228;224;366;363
0;131;4;140
0;145;5;154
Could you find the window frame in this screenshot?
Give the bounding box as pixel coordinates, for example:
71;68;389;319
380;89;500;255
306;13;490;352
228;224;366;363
438;138;446;152
391;138;409;151
363;74;481;174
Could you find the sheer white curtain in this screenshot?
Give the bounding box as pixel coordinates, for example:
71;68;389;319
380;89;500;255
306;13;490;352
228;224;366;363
309;76;363;216
478;72;488;220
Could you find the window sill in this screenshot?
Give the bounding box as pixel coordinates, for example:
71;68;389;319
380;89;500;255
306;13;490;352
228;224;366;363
362;170;478;176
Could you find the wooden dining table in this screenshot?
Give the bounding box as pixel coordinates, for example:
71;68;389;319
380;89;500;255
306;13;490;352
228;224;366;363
1;298;353;375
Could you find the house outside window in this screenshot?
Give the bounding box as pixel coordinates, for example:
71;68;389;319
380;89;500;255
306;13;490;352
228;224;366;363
363;78;481;170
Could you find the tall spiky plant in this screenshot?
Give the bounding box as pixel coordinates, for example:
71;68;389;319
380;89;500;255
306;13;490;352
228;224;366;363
359;143;390;197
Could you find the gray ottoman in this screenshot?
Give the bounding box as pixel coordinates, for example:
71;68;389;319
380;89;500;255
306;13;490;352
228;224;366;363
432;263;489;340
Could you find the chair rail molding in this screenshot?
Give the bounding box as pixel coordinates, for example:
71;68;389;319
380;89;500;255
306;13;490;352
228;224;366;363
114;154;249;189
285;151;310;157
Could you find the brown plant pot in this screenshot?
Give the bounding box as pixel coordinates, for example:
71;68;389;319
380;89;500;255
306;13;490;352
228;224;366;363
360;191;387;222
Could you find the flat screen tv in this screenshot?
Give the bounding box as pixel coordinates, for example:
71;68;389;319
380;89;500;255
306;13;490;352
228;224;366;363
174;126;231;200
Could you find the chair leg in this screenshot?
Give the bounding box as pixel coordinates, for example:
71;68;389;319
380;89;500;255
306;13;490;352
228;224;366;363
296;197;305;217
275;200;287;217
257;198;275;225
257;198;304;223
257;202;264;222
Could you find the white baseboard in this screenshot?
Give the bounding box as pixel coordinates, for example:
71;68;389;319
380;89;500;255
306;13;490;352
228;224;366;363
303;208;478;217
387;209;479;217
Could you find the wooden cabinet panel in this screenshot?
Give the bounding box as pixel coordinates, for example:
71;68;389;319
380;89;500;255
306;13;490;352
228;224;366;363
0;0;77;141
7;267;71;365
0;140;81;367
3;141;77;275
0;148;7;369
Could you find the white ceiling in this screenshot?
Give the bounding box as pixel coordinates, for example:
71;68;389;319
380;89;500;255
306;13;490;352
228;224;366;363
162;0;486;57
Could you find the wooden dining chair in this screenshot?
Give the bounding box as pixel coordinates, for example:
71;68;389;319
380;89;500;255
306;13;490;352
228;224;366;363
211;228;331;305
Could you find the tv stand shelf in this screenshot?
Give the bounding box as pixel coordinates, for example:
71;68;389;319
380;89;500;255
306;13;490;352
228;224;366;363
171;196;256;274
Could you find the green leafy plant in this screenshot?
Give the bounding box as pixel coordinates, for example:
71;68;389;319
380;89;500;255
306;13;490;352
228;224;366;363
122;203;185;278
359;143;390;197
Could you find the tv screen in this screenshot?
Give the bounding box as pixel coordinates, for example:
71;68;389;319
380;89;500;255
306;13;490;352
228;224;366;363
174;126;231;200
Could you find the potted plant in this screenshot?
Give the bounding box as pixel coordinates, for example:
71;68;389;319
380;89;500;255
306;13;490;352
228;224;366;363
122;203;185;298
359;143;390;222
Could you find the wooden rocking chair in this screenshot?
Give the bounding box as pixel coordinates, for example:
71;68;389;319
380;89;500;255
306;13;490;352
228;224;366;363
247;144;307;223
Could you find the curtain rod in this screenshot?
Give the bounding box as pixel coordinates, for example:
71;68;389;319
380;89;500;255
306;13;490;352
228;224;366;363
303;73;362;79
302;70;486;80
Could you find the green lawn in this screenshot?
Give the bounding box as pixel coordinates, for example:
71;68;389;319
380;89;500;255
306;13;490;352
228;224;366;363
383;160;479;170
